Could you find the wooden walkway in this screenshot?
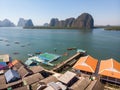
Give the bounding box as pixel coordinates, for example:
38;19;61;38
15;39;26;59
52;52;85;72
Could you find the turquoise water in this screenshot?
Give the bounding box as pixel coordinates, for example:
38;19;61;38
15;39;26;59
0;27;120;62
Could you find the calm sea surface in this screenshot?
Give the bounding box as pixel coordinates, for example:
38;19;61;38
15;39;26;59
0;27;120;62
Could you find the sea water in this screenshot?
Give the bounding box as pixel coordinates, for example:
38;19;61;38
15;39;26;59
0;27;120;62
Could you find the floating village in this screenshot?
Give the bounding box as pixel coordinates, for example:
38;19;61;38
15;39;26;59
0;49;120;90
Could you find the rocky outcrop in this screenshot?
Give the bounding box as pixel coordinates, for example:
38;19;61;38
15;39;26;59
0;19;15;27
64;18;75;28
24;19;34;27
17;18;34;27
43;23;49;27
49;13;94;29
71;13;94;29
49;18;59;27
17;18;26;27
49;18;75;28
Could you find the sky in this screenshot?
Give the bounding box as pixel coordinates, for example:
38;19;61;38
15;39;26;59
0;0;120;26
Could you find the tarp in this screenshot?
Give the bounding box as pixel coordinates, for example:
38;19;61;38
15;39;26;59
5;69;20;83
0;62;7;70
38;53;60;62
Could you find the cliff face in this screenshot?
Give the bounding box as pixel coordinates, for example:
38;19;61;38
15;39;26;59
64;18;75;28
71;13;94;29
17;18;26;27
0;19;15;27
17;18;34;27
49;13;94;29
24;19;34;27
49;18;59;27
43;23;49;27
49;18;75;28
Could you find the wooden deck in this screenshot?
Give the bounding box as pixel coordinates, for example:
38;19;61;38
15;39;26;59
52;52;85;73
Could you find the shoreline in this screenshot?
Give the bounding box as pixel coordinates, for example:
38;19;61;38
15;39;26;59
23;26;94;30
24;26;120;31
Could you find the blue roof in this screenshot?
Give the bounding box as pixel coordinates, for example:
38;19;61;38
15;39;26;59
0;62;7;70
0;62;7;66
5;69;20;83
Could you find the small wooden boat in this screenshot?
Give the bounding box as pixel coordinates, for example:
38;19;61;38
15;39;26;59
0;39;3;41
27;54;34;57
6;44;10;46
21;45;25;47
14;41;20;44
35;50;42;54
77;49;86;53
67;47;77;50
4;40;9;42
13;52;19;55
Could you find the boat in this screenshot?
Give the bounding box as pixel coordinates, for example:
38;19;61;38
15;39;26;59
67;47;77;50
6;44;10;46
14;41;20;44
13;52;19;55
35;50;42;54
27;54;34;57
77;49;86;53
21;45;25;47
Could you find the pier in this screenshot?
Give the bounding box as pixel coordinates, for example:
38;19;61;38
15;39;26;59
52;52;86;73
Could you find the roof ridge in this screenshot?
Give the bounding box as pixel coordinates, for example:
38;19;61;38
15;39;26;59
111;58;114;69
99;59;120;74
112;58;120;72
85;55;94;73
85;55;89;62
81;56;89;66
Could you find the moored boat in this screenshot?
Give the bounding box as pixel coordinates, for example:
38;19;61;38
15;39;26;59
67;47;77;50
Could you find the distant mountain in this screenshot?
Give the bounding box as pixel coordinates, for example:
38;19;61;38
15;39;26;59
71;13;94;29
43;23;49;27
25;19;34;27
0;19;15;27
17;18;34;27
49;13;94;29
49;18;59;27
17;18;26;27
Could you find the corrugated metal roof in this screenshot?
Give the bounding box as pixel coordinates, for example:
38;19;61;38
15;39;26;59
58;71;76;85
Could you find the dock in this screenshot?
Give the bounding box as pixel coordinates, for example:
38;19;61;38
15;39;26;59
52;52;86;73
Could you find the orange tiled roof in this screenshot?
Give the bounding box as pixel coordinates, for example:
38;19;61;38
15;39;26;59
12;59;20;65
73;55;98;73
98;58;120;79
